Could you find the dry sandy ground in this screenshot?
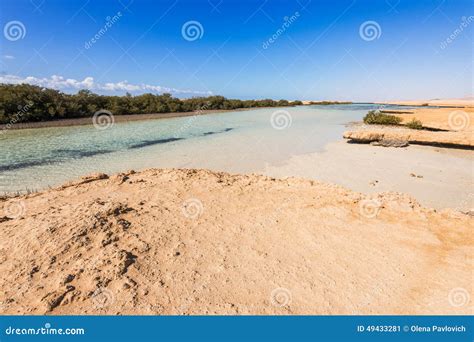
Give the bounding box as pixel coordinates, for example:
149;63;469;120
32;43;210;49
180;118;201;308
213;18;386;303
0;169;472;315
344;107;474;148
382;98;474;108
264;141;473;211
343;126;474;148
393;106;474;132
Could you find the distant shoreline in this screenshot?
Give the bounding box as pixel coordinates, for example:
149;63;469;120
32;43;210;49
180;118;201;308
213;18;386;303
0;107;264;132
2;100;470;132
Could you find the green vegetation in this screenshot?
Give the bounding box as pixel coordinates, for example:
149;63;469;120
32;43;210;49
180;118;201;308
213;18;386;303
0;84;303;124
363;110;403;125
405;118;423;130
308;101;352;105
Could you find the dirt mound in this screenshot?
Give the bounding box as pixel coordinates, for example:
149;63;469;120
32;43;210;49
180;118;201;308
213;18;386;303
0;169;472;315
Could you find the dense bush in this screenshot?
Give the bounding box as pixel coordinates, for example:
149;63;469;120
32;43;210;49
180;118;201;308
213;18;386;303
363;110;403;125
405;118;423;130
0;84;302;124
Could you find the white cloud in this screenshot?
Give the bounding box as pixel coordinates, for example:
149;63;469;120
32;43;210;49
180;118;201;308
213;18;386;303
3;55;15;60
0;74;212;96
102;80;141;92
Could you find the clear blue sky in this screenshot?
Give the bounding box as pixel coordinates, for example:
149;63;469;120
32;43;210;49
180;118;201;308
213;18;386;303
0;0;472;101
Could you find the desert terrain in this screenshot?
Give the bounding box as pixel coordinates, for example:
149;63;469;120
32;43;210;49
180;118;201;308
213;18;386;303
344;106;474;148
0;168;472;315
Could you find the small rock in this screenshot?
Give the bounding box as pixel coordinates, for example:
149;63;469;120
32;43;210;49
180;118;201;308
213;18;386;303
0;216;12;223
29;266;40;277
117;219;131;230
63;274;75;284
118;250;137;275
371;139;409;148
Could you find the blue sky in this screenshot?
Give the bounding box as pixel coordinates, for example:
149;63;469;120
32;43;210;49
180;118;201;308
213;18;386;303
0;0;472;101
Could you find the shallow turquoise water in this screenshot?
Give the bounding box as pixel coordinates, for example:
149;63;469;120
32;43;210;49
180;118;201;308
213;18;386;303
0;104;402;192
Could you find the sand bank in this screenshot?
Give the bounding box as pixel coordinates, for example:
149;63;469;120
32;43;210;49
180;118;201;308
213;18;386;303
343;127;473;149
392;106;474;131
381;98;474;108
344;107;474;149
264;141;473;211
0;168;472;315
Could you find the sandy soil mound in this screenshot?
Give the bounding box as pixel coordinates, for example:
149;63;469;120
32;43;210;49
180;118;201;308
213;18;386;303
343;127;473;148
0;169;472;315
394;107;474;132
344;107;474;148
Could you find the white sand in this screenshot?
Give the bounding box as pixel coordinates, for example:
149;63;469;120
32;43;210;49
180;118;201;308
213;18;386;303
263;141;474;211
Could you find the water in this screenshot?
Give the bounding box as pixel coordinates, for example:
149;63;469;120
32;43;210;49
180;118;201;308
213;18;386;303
0;104;403;192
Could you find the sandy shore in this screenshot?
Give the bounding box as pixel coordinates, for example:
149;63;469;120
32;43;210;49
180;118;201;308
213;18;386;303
335;106;473;210
0;168;472;315
344;107;474;149
264;141;473;211
343;127;474;149
392;106;474;131
380;98;474;108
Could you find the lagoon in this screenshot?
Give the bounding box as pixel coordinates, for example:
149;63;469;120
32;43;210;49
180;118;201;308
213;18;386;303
0;104;398;193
